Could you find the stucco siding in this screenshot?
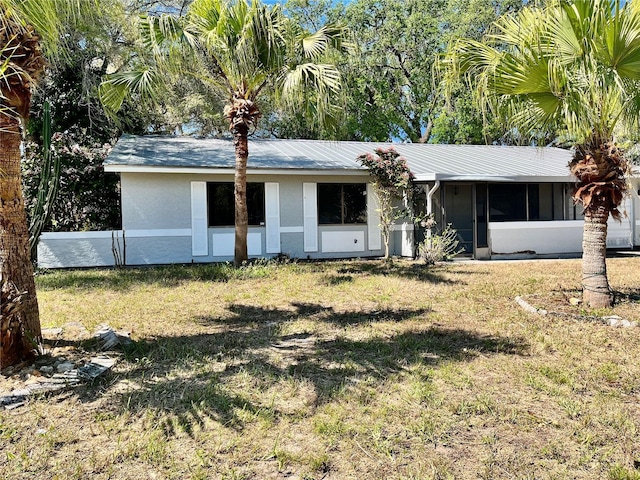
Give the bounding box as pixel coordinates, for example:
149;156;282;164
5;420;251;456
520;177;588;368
278;177;305;227
632;178;640;246
125;236;193;265
608;196;634;248
37;171;402;267
280;232;305;258
489;217;634;257
37;231;196;268
489;221;583;255
121;173;192;230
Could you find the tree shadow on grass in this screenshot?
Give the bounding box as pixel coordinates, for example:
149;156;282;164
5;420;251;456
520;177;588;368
72;301;529;438
547;287;640;307
334;261;477;284
614;289;640;303
220;302;433;326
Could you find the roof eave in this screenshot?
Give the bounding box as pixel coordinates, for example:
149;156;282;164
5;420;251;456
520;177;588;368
104;164;369;176
415;174;577;183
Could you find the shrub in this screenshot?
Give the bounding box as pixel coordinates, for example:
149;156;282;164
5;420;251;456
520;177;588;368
417;222;465;264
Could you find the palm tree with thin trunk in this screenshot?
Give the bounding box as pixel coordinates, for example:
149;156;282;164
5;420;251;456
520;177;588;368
445;0;640;308
100;0;347;265
0;0;94;368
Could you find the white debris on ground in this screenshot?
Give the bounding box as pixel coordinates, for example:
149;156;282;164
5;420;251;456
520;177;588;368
94;324;133;350
515;296;547;316
0;323;129;410
515;296;637;327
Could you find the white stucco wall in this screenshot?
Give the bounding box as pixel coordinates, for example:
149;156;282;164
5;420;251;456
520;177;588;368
39;172;639;268
38;172;388;268
121;174;192;230
489;221;583;255
489;215;634;257
37;230;195;268
631;177;640;247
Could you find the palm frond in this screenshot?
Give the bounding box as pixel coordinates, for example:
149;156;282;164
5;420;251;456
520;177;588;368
444;0;640;145
300;26;332;60
281;62;341;97
99;67;162;116
99;0;345;133
598;1;640;79
3;0;99;61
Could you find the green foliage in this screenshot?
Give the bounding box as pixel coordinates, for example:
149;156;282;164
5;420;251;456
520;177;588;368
339;0;443;142
100;0;348;265
608;464;640;480
22;128;120;233
23;0;202;242
27;101;60;260
101;0;347;133
444;0;640;146
272;0;530;143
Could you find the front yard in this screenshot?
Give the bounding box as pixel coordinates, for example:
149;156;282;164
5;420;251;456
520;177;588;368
1;258;639;479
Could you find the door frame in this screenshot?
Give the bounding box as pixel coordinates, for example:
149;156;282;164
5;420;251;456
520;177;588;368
441;182;490;259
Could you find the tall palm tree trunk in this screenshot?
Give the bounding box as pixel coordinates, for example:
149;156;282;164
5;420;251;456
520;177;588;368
581;205;611;308
0;114;42;368
233;127;249;266
225;96;260;266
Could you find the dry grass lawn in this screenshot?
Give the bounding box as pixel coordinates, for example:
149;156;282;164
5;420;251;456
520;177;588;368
1;257;640;479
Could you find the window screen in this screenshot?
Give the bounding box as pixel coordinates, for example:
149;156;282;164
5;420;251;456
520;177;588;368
207;182;265;227
318;183;367;224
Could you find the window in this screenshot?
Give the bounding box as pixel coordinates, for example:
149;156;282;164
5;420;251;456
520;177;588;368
318;183;367;224
489;183;579;222
207;182;265;227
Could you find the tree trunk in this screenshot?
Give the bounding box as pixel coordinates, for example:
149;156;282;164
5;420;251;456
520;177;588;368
382;225;390;260
581;206;612;308
233;127;249;266
0;114;41;369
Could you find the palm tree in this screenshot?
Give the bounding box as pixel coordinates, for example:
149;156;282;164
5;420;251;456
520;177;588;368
445;0;640;308
100;0;347;265
0;0;94;368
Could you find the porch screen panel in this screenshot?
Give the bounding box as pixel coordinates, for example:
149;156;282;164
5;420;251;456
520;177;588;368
191;181;208;256
531;184;553;220
265;182;281;254
489;184;526;222
303;183;318;252
367;184;382;250
475;183;488;248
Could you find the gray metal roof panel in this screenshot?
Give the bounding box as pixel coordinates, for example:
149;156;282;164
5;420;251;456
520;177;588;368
104;135;575;180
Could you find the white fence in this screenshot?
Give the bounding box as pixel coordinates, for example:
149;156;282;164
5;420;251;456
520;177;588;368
37;230;194;268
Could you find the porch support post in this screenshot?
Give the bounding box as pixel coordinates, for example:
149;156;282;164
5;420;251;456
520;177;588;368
426;181;440;247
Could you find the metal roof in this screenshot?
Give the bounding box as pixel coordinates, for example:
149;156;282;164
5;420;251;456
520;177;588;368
104;134;575;182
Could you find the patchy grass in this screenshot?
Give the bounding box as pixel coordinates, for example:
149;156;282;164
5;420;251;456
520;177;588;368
1;257;640;479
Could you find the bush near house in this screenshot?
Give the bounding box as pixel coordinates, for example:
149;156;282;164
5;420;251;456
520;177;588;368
22;127;120;233
358;147;417;259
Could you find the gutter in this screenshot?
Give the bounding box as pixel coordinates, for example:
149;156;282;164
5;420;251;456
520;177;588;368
426;180;440;217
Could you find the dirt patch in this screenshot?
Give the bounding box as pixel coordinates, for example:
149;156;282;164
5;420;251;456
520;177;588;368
517;291;638;326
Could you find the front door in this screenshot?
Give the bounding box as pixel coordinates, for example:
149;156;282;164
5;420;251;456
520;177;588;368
443;184;474;256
